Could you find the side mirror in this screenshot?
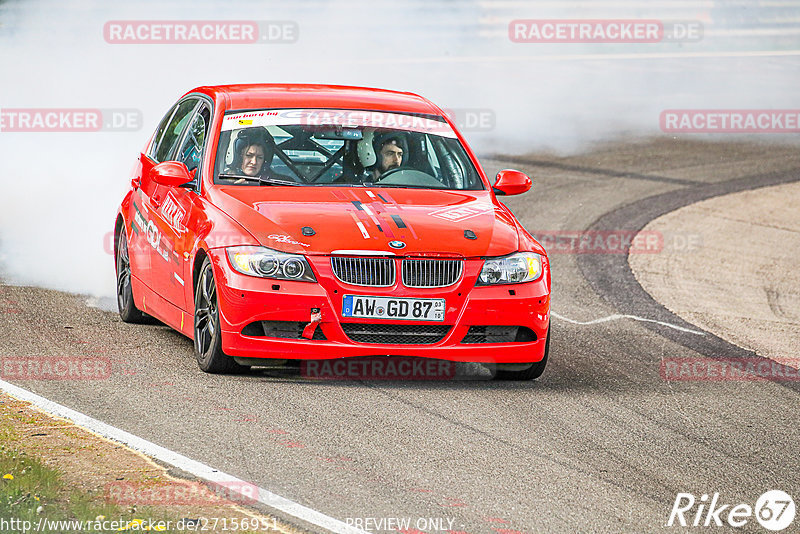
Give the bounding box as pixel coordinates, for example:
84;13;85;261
492;169;532;196
150;161;193;187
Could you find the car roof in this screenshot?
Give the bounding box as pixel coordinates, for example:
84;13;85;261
187;84;444;116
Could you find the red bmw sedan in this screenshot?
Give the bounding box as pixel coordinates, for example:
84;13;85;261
114;84;551;380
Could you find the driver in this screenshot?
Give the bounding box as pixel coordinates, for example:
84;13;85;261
371;134;405;180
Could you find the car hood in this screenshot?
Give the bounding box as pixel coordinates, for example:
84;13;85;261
211;186;522;257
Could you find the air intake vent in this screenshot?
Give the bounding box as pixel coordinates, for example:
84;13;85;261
402;259;463;288
331;256;396;287
461;326;537;344
242;321;327;340
342;323;451;345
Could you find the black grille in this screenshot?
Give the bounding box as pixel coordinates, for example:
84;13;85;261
461;326;537;344
402;259;463;288
331;256;395;286
242;321;327;340
342;323;451;345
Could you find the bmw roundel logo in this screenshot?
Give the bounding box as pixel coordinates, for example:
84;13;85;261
388;240;406;249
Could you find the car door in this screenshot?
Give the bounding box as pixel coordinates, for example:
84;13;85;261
149;102;211;311
131;97;199;308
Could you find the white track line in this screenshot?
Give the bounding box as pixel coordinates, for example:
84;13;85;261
551;311;706;335
0;380;367;534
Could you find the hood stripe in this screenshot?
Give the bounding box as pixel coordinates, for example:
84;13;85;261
349;195;388;236
388;204;419;241
390;214;407;229
376;191;395;204
356;221;370;239
362;207;384;234
349;212;371;239
373;212;395;238
369;201;397;238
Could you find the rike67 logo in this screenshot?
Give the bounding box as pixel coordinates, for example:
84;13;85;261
667;490;795;531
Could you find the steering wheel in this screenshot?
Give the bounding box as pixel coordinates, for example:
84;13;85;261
376;166;406;181
376;167;445;188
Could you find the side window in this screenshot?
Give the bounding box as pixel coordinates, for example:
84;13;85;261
151;99;198;163
425;135;442;180
176;105;210;174
148;108;174;160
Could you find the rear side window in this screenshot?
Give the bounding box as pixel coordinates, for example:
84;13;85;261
150;99;198;163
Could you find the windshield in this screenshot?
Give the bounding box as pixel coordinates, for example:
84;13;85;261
214;109;484;190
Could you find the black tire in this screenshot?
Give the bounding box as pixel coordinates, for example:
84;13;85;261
194;258;248;374
116;230;149;324
495;322;550;381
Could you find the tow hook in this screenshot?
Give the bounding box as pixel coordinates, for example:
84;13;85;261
302;308;322;339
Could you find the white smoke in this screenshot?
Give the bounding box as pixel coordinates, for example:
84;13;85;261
0;0;798;299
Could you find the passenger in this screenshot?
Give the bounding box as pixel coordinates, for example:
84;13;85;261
239;142;267;177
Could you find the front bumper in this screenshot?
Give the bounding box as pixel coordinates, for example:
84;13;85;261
207;249;550;364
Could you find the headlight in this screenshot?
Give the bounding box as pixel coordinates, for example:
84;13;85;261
226;246;316;282
477;252;543;285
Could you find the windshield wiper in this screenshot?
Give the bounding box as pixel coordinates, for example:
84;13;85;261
372;183;446;190
218;173;302;186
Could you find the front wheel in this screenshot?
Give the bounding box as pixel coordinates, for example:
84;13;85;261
194;258;248;374
495;322;550;381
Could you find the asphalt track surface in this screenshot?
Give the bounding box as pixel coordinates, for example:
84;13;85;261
2;139;799;533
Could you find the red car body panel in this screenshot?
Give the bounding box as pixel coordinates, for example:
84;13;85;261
212;186;538;257
116;84;551;365
208;247;551;362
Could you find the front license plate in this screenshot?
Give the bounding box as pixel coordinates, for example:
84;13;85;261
342;295;445;322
